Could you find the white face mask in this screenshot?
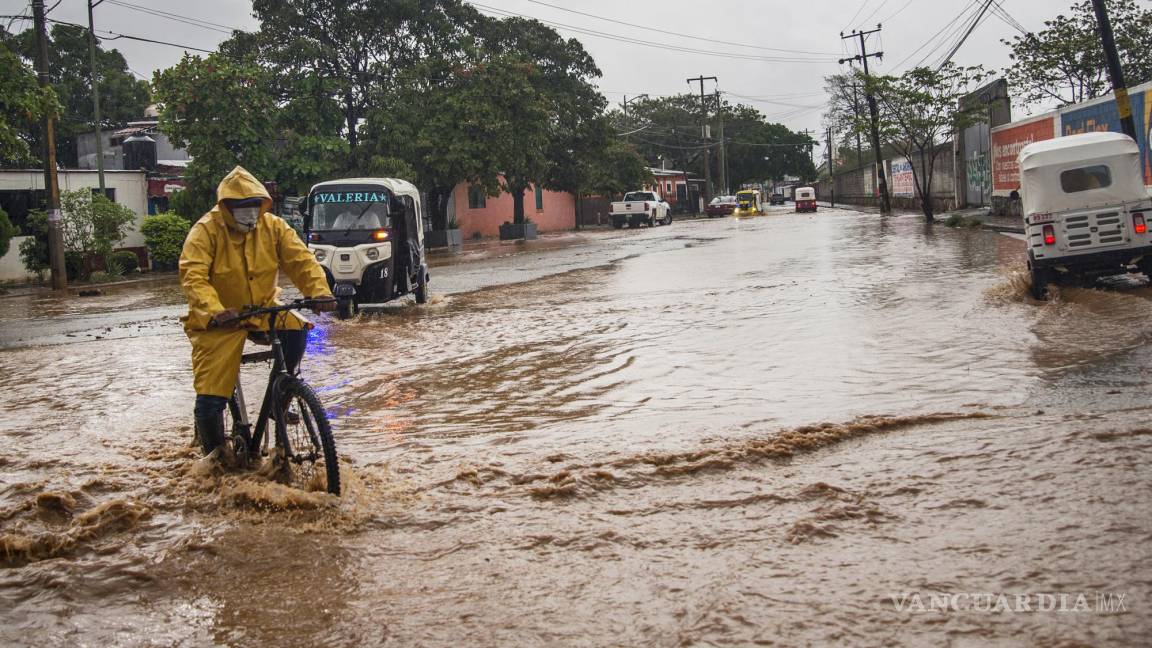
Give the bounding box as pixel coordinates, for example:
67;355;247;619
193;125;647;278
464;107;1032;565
231;206;260;232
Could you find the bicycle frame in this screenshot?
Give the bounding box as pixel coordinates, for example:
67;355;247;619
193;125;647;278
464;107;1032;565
232;311;297;458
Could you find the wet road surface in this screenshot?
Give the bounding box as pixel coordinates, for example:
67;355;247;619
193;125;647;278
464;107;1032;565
2;206;1151;646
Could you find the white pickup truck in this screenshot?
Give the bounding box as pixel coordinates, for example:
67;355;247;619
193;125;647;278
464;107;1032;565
610;191;672;229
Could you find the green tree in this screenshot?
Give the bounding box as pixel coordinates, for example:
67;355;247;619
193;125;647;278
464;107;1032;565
869;64;992;221
59;188;136;274
140;212;190;270
7;24;150;167
153;53;278;208
1003;0;1152;107
0;40;59;166
242;0;482;160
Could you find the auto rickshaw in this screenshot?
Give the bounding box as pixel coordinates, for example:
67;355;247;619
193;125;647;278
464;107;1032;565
304;177;430;319
733;189;762;217
794;187;817;213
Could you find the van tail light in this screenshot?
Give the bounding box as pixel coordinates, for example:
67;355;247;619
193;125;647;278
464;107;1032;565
1043;224;1056;245
1134;213;1147;234
644;202;650;211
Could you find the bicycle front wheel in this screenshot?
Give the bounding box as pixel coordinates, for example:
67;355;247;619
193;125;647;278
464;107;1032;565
274;379;341;495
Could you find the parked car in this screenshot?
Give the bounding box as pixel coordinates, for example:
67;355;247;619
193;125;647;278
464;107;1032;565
1020;132;1152;299
706;195;737;217
794;186;817;213
768;193;786;205
610;191;671;228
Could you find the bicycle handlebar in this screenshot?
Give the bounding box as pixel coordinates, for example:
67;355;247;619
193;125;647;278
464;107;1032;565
208;298;332;329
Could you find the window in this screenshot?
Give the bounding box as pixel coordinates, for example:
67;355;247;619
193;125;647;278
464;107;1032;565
666;182;672;193
91;187;115;202
468;185;486;209
1060;165;1112;193
535;185;543;210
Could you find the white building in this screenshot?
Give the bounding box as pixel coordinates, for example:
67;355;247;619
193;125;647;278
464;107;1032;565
0;170;148;282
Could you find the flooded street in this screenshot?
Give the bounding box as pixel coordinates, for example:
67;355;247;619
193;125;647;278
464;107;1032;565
3;206;1152;646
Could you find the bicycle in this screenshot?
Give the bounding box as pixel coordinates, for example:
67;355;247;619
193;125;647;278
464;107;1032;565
208;299;341;495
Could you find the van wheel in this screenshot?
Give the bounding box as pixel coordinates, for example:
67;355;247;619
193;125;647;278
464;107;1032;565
664;214;673;226
337;297;357;320
611;220;623;229
1030;267;1050;300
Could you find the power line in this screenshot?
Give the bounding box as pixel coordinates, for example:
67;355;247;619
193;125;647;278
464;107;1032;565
44;16;218;54
858;0;893;26
932;0;995;70
843;0;872;32
523;0;841;56
104;0;241;35
889;0;981;71
469;2;837;63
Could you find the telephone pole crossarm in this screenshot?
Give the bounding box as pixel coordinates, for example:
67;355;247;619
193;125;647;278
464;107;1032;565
840;25;891;215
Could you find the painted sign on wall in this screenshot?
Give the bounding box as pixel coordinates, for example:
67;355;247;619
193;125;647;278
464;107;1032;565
991;116;1057;194
1060;88;1151;186
890;158;915;197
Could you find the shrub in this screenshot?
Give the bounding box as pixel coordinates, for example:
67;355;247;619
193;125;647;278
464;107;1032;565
19;210;49;277
65;251;86;281
60;190;136;264
0;206;15;258
108;250;140;273
140;212;191;271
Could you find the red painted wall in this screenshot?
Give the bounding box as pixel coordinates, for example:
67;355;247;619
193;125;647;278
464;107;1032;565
453;182;576;239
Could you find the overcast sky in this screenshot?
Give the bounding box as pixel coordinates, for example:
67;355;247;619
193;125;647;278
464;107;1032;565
1;0;1111;157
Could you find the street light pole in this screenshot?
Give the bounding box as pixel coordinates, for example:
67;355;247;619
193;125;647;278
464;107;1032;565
88;0;107;194
32;0;67;290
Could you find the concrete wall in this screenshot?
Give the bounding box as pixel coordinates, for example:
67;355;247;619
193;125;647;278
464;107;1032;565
0;236;36;282
452;183;575;239
0;170;148;248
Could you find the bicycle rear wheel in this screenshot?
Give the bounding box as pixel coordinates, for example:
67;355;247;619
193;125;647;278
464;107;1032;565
274;379;341;495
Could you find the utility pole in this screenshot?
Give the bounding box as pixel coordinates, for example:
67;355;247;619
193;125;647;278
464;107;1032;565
687;75;717;204
827;127;835;207
88;0;107;193
715;91;728;195
1091;0;1137;140
33;0;67;290
799;129;815;167
840;25;891;215
622;94;648;120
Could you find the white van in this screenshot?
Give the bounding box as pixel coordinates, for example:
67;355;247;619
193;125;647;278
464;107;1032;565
1020;132;1152;299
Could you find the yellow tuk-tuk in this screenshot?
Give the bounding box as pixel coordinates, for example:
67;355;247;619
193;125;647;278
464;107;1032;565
733;189;762;217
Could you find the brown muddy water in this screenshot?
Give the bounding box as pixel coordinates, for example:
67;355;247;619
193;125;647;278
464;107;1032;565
2;208;1152;646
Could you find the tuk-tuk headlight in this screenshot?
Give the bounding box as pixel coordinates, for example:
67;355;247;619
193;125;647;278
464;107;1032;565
314;249;326;262
365;247;380;261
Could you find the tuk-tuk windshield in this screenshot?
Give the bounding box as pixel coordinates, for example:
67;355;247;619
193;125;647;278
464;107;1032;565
309;187;394;231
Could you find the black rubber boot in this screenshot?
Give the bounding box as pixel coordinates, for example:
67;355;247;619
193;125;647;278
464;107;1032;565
195;414;226;456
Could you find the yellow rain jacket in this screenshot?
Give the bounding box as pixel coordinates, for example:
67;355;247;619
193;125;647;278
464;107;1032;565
179;166;332;397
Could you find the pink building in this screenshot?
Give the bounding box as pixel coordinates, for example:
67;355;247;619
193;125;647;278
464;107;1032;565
450;182;575;239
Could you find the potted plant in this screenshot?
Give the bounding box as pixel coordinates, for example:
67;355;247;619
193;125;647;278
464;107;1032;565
499;216;538;241
427;215;463;248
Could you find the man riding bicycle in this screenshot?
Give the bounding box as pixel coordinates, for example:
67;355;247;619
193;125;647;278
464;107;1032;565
179;166;336;461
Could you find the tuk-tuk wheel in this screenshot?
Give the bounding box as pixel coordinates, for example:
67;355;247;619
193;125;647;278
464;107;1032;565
1029;267;1050;301
337;297;357;320
415;271;429;305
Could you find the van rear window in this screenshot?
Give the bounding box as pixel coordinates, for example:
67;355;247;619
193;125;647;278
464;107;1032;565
1060;165;1112;193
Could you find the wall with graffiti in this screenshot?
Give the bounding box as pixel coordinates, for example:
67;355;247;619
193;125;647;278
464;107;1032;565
991;80;1152;198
